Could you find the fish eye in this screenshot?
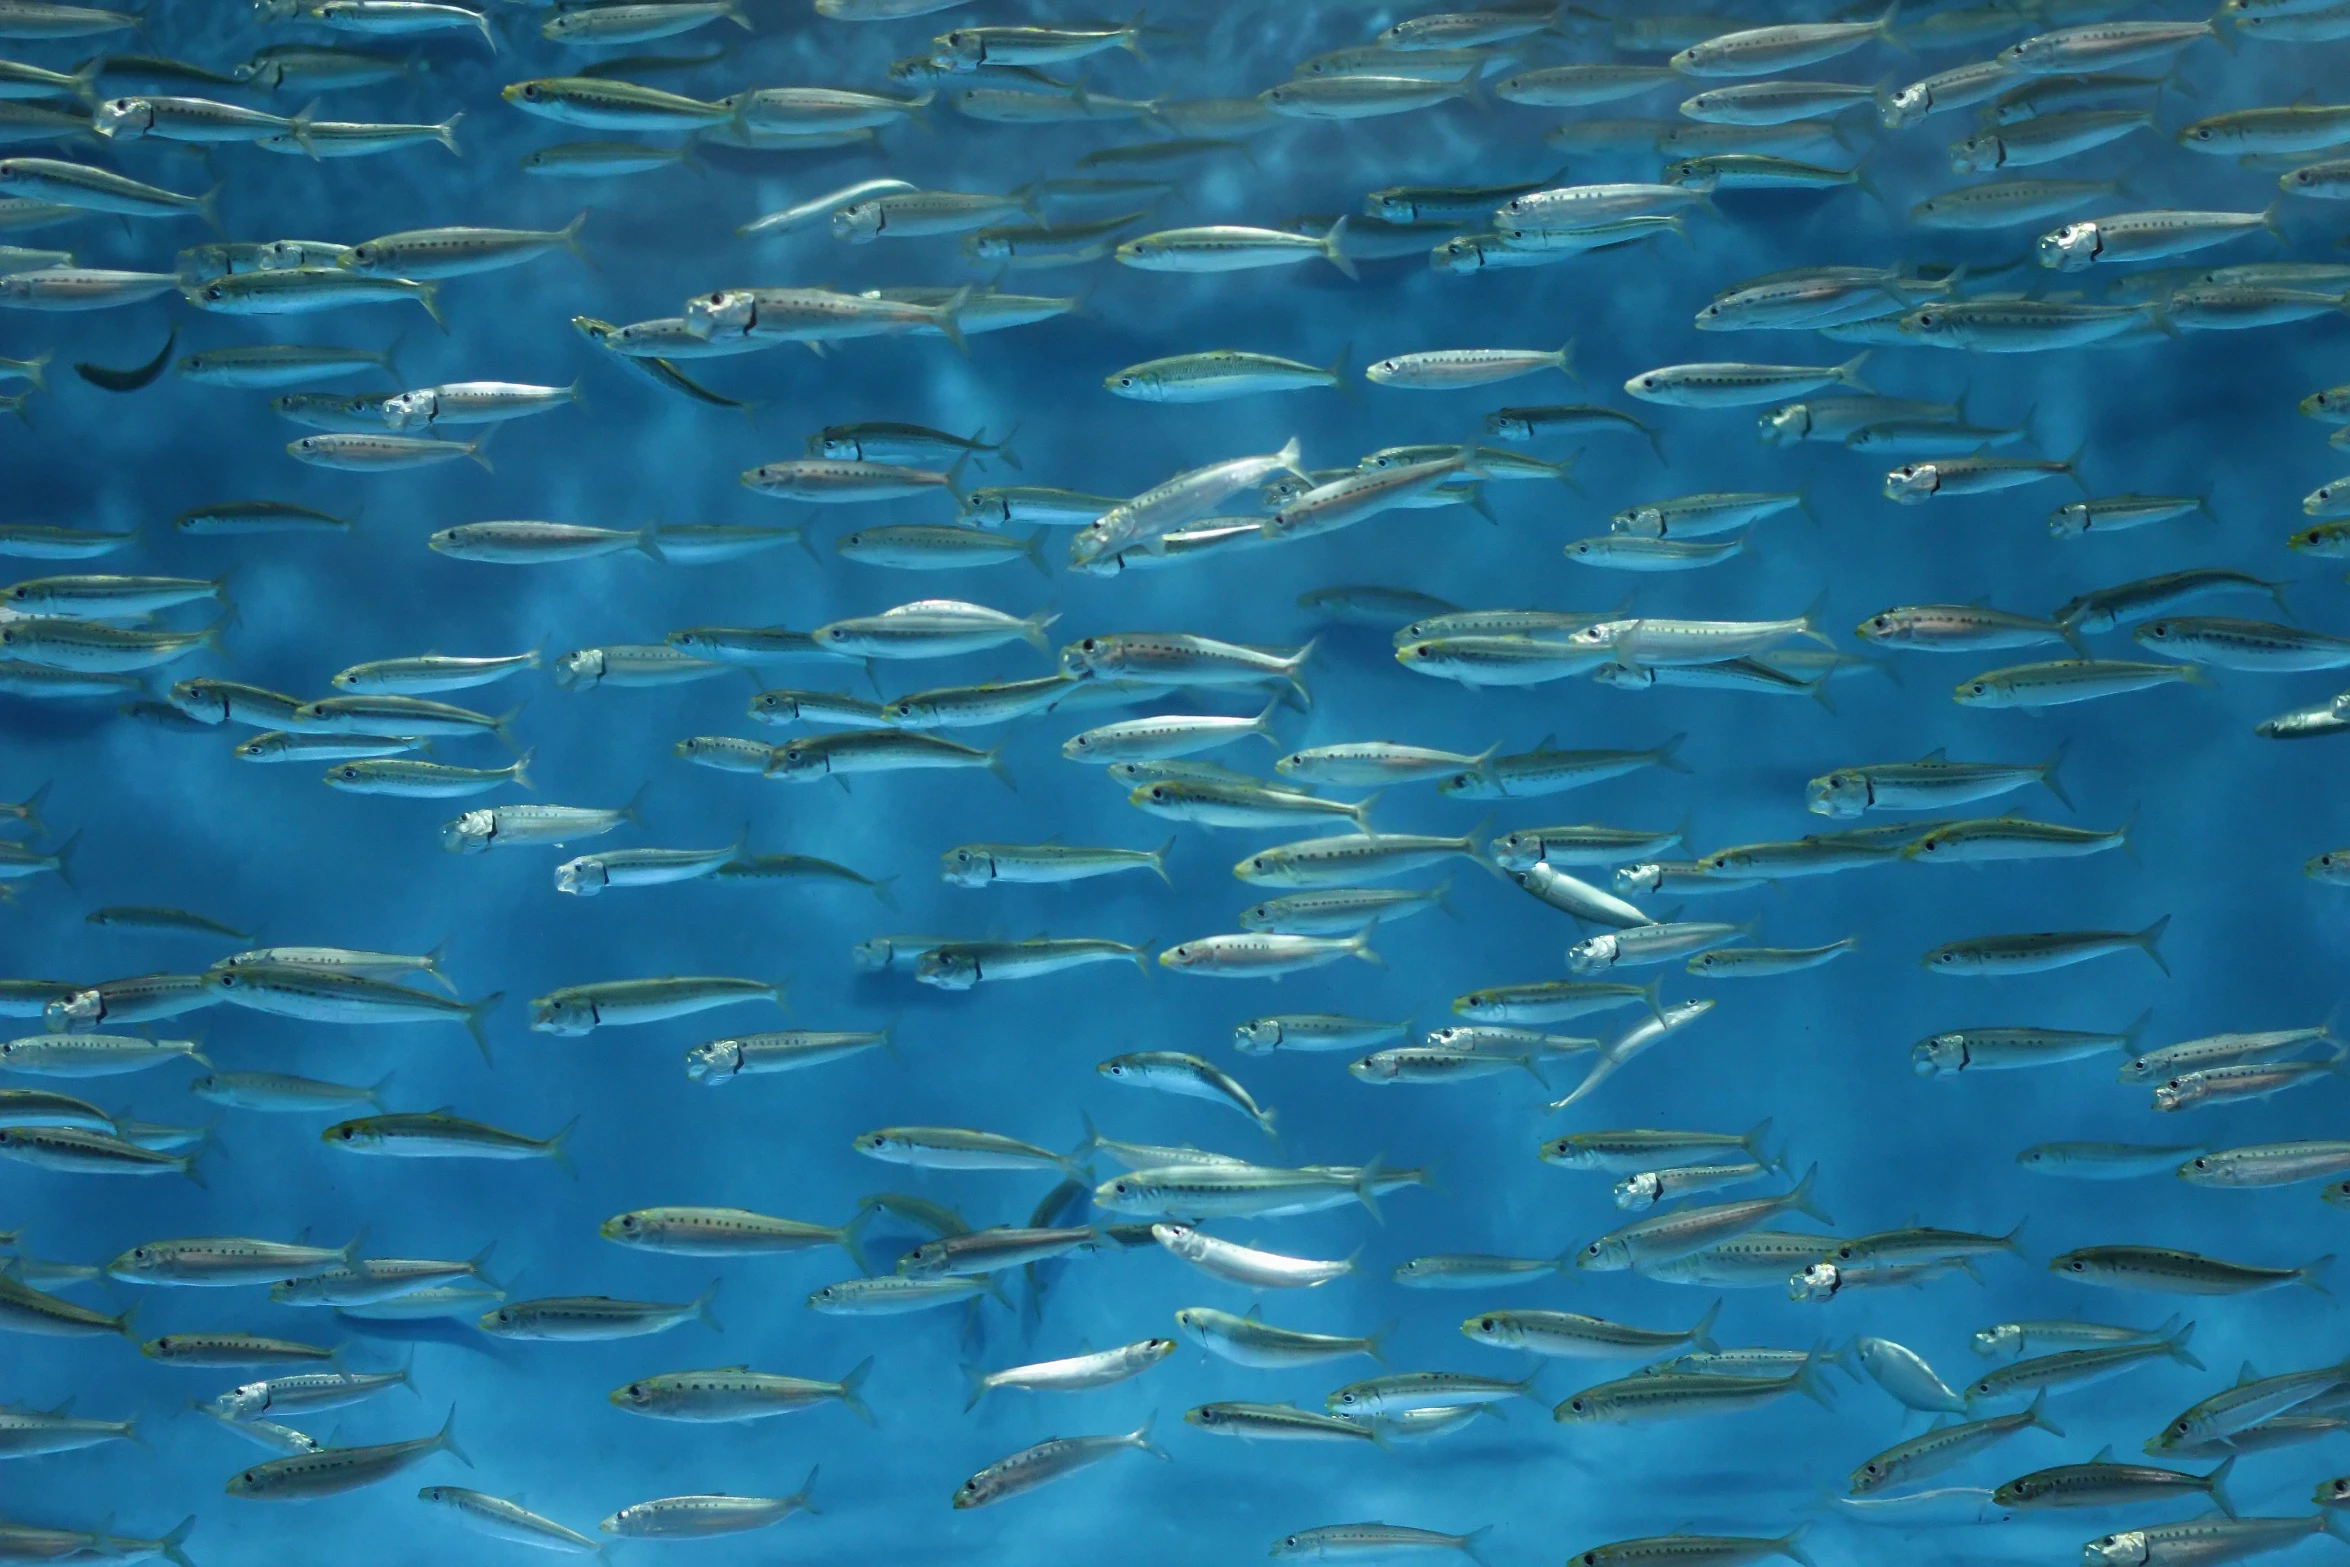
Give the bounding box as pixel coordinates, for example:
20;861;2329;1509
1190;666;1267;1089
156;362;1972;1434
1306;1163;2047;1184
1480;1317;1496;1331
218;973;238;987
1969;683;1989;697
1864;1463;1882;1476
2068;1258;2087;1271
1569;1398;1585;1412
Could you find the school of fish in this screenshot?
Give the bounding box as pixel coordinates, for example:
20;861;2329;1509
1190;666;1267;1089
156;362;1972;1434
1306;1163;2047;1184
3;0;2350;1561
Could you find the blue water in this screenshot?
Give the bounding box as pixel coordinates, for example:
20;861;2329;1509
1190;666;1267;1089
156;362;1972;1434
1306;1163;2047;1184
5;0;2350;1560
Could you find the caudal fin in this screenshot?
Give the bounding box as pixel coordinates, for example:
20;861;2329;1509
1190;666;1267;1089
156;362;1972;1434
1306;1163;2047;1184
835;1356;876;1425
1321;217;1358;281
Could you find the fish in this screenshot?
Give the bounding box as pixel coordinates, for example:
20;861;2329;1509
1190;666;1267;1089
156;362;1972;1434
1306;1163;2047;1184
600;1471;818;1536
1923;920;2171;976
323;1110;574;1168
417;1488;601;1554
965;1338;1175;1409
954;1421;1166;1506
226;1409;467;1498
2051;1246;2335;1295
1849;1392;2064;1494
608;1360;871;1422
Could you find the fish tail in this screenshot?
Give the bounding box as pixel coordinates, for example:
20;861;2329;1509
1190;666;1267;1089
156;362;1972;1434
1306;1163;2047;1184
48;826;80;889
791;1466;821;1515
12;778;49;835
1284;634;1321;705
1018;605;1060;650
418;280;449;337
933;283;972;355
1788;1162;1832;1226
509;748;535;792
436;111;464;157
435;1406;471;1468
158;1517;195;1567
464;992;503;1064
1777;1524;1815;1567
1554;337;1578;383
1321;216;1358;280
1686;1297;1722;1354
2302;1254;2336;1293
2023;1387;2063;1438
961;1363;990;1412
1149;836;1174;886
836;1356;876;1425
1352;1155;1387;1223
2198;1452;2238;1517
1791;1353;1836;1410
2038;738;2074;809
2134;914;2171;976
543;1114;580;1178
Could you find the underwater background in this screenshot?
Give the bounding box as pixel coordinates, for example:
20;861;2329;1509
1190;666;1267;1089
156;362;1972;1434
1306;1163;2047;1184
6;0;2350;1562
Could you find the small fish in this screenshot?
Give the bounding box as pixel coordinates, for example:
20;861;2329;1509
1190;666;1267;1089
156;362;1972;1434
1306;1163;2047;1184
1099;1051;1276;1136
418;1487;601;1555
954;1420;1166;1506
1923;919;2170;977
225;1409;467;1499
1995;1452;2238;1515
1849;1392;2063;1494
323;1110;574;1168
599;1471;818;1537
1626;354;1874;408
609;1360;871;1423
965;1338;1175;1409
2050;1246;2334;1296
